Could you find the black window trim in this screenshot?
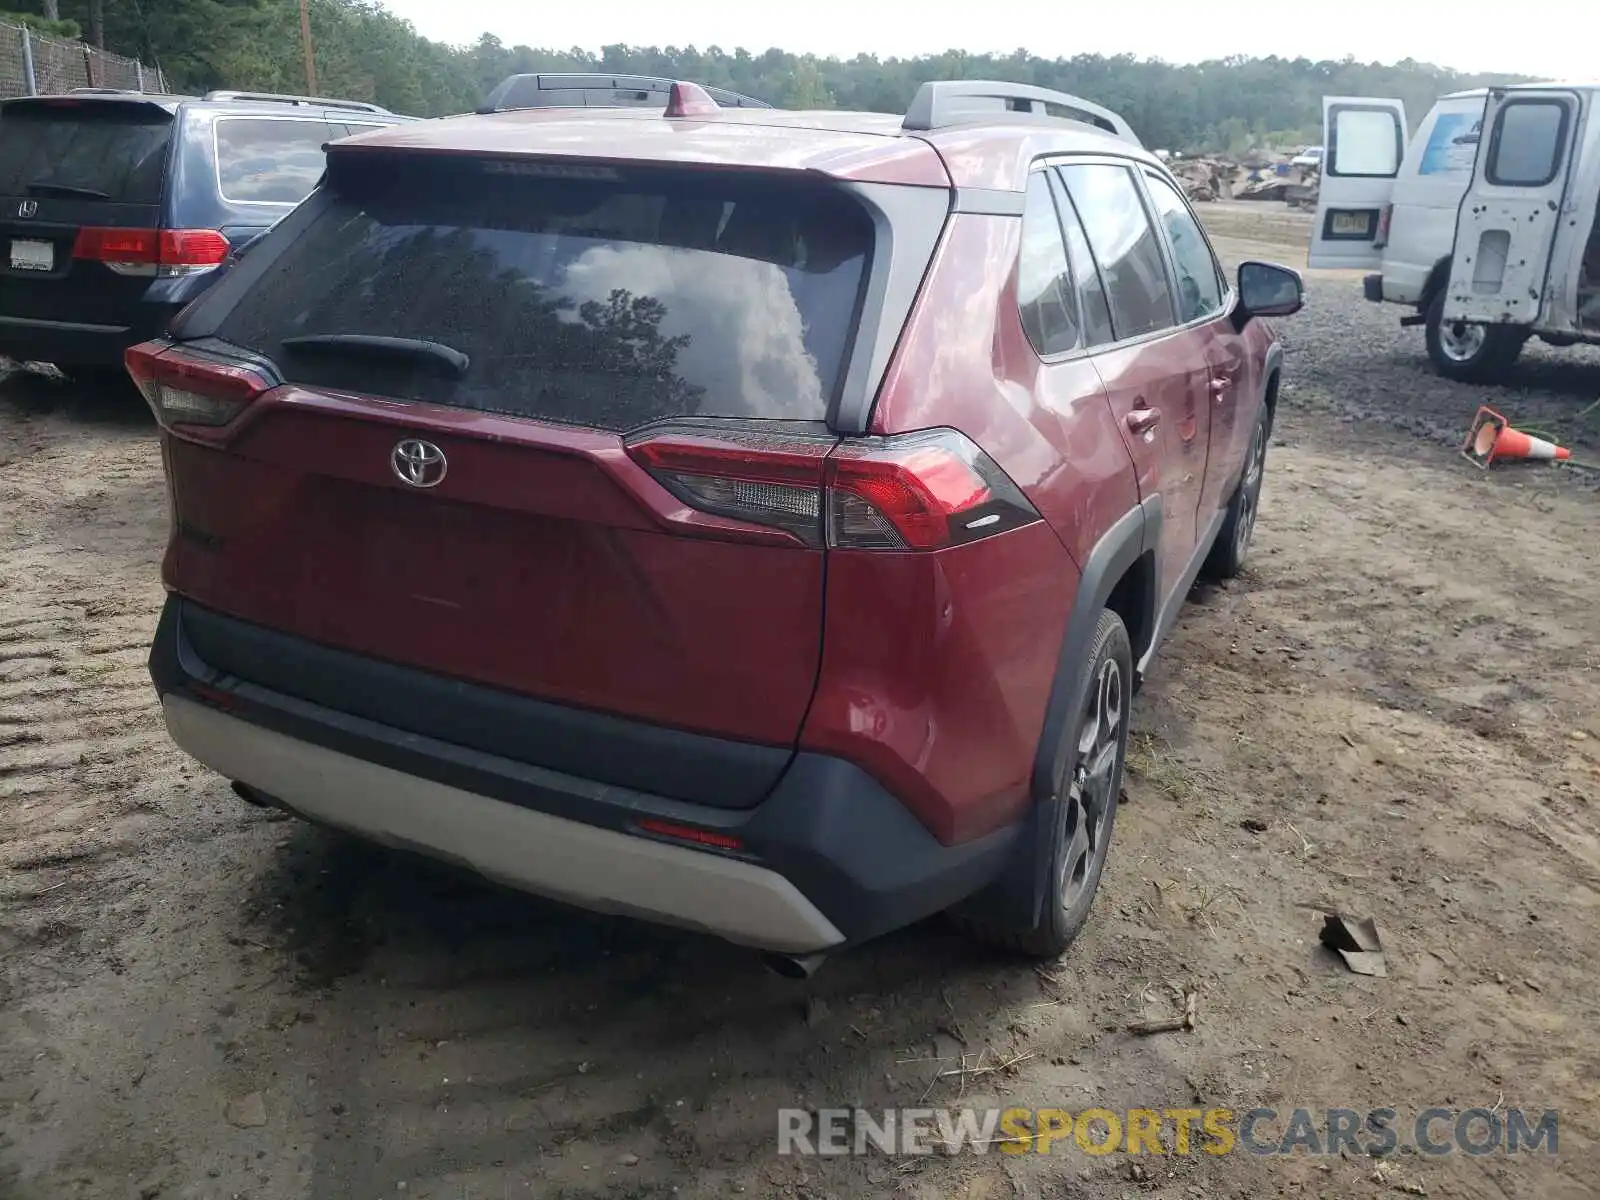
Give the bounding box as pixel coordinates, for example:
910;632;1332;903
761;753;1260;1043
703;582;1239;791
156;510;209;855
210;112;341;208
1043;153;1193;356
1015;166;1086;361
1137;166;1231;328
1484;95;1574;189
1326;102;1405;181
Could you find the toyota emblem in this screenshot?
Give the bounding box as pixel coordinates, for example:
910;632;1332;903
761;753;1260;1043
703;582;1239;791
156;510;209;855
16;200;36;218
391;439;447;488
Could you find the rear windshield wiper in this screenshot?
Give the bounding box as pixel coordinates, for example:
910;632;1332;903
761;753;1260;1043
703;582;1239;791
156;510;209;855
281;334;470;379
25;180;112;199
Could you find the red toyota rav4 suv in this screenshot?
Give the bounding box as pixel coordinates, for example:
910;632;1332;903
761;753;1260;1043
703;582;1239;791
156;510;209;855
132;80;1301;969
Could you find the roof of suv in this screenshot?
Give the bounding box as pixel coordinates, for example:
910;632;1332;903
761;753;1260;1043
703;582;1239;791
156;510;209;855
2;89;400;118
333;83;1156;193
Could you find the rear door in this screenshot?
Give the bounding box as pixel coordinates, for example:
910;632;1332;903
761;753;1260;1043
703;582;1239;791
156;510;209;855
1444;88;1582;326
1308;96;1408;269
1058;159;1208;599
165;151;878;784
1139;167;1249;522
0;97;174;327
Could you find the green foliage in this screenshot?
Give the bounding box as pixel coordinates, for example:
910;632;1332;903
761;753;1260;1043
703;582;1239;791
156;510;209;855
6;0;1531;148
1;9;82;38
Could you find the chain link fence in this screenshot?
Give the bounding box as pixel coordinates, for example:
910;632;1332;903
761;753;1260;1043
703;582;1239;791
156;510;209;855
0;21;166;99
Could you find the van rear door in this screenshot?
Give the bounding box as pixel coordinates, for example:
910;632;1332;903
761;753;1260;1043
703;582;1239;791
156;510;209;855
1443;88;1582;326
1308;96;1407;269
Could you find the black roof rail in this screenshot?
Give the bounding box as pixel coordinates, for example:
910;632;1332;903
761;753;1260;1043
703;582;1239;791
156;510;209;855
202;90;393;115
902;80;1140;146
477;72;772;115
69;87;138;95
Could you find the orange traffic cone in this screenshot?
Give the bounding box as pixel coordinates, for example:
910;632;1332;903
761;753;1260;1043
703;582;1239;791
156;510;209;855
1462;406;1571;468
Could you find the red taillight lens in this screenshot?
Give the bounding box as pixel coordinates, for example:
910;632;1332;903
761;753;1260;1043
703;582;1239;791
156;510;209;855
635;818;744;852
625;425;1038;551
1375;203;1393;249
74;227;229;276
125;341;270;431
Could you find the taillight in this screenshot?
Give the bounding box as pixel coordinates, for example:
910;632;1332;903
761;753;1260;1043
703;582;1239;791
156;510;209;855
1374;203;1393;249
124;342;269;431
625;424;1038;551
73;227;230;277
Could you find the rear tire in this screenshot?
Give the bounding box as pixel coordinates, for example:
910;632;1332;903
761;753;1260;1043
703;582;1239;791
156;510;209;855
955;609;1131;959
1424;291;1525;382
1203;404;1269;580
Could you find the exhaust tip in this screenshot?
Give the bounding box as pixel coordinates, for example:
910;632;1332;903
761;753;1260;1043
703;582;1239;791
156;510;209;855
761;951;827;980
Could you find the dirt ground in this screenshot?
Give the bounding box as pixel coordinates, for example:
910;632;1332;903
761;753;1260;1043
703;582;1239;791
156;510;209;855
2;204;1599;1200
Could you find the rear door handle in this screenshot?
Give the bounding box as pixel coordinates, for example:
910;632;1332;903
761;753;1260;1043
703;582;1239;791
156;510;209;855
1126;407;1162;436
1209;376;1231;400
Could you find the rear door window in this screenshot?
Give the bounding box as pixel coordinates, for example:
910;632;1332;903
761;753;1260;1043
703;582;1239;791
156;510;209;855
214;118;338;205
0;104;172;203
1487;100;1569;187
1058;162;1176;340
215;157;874;430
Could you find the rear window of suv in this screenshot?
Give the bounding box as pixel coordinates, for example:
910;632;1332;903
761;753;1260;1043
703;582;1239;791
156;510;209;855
0;103;173;204
215;155;875;430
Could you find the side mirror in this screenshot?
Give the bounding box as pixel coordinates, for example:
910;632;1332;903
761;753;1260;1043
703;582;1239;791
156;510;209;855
1234;261;1304;328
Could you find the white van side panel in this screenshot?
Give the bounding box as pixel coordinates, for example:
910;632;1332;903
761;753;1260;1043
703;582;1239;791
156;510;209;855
1378;95;1485;304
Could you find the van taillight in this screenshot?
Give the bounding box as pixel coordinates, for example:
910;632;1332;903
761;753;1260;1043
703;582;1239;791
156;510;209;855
124;342;269;432
625;425;1039;550
73;228;229;277
1374;204;1393;249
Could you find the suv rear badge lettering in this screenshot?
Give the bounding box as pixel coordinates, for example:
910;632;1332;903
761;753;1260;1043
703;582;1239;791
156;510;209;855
16;200;36;218
391;439;447;488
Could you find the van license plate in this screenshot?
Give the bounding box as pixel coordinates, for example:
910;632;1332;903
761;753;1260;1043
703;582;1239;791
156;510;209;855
9;239;53;272
1331;211;1371;236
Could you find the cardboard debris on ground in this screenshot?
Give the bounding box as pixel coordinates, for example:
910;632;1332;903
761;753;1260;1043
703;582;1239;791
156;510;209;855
1320;913;1388;977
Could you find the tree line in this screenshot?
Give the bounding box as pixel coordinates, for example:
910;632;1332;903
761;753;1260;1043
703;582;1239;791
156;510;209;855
7;0;1530;151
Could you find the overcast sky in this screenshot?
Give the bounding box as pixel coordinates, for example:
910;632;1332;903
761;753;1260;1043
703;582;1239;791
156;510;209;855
380;0;1586;79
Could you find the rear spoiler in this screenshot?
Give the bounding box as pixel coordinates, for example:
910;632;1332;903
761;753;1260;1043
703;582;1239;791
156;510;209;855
1;93;183;115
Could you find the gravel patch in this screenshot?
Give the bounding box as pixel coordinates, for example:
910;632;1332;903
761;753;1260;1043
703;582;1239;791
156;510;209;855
1281;277;1600;465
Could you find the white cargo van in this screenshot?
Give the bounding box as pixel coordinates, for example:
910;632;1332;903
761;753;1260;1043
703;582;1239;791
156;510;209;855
1310;84;1600;381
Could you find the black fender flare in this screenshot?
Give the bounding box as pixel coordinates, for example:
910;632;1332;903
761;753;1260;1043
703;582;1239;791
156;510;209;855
958;494;1161;928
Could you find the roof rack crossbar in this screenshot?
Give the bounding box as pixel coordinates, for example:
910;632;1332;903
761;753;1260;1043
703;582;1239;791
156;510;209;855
203;90;392;115
902;80;1140;145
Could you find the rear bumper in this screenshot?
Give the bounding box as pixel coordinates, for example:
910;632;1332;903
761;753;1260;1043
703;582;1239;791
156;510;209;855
1363;273;1385;303
0;309;178;368
150;597;1017;951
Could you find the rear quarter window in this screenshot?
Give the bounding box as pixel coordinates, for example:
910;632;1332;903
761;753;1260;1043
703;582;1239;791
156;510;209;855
0;105;172;203
214;118;338;205
214;157;875;430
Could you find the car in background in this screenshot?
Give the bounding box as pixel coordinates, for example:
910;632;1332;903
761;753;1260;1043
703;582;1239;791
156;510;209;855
132;78;1302;969
0;89;410;381
1290;145;1324;168
476;71;771;114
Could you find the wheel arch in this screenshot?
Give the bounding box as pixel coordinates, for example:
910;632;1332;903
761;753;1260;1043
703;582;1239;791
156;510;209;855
954;495;1160;934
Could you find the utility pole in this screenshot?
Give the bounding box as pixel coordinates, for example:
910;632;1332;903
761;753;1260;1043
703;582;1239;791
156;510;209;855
299;0;318;95
88;0;104;47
